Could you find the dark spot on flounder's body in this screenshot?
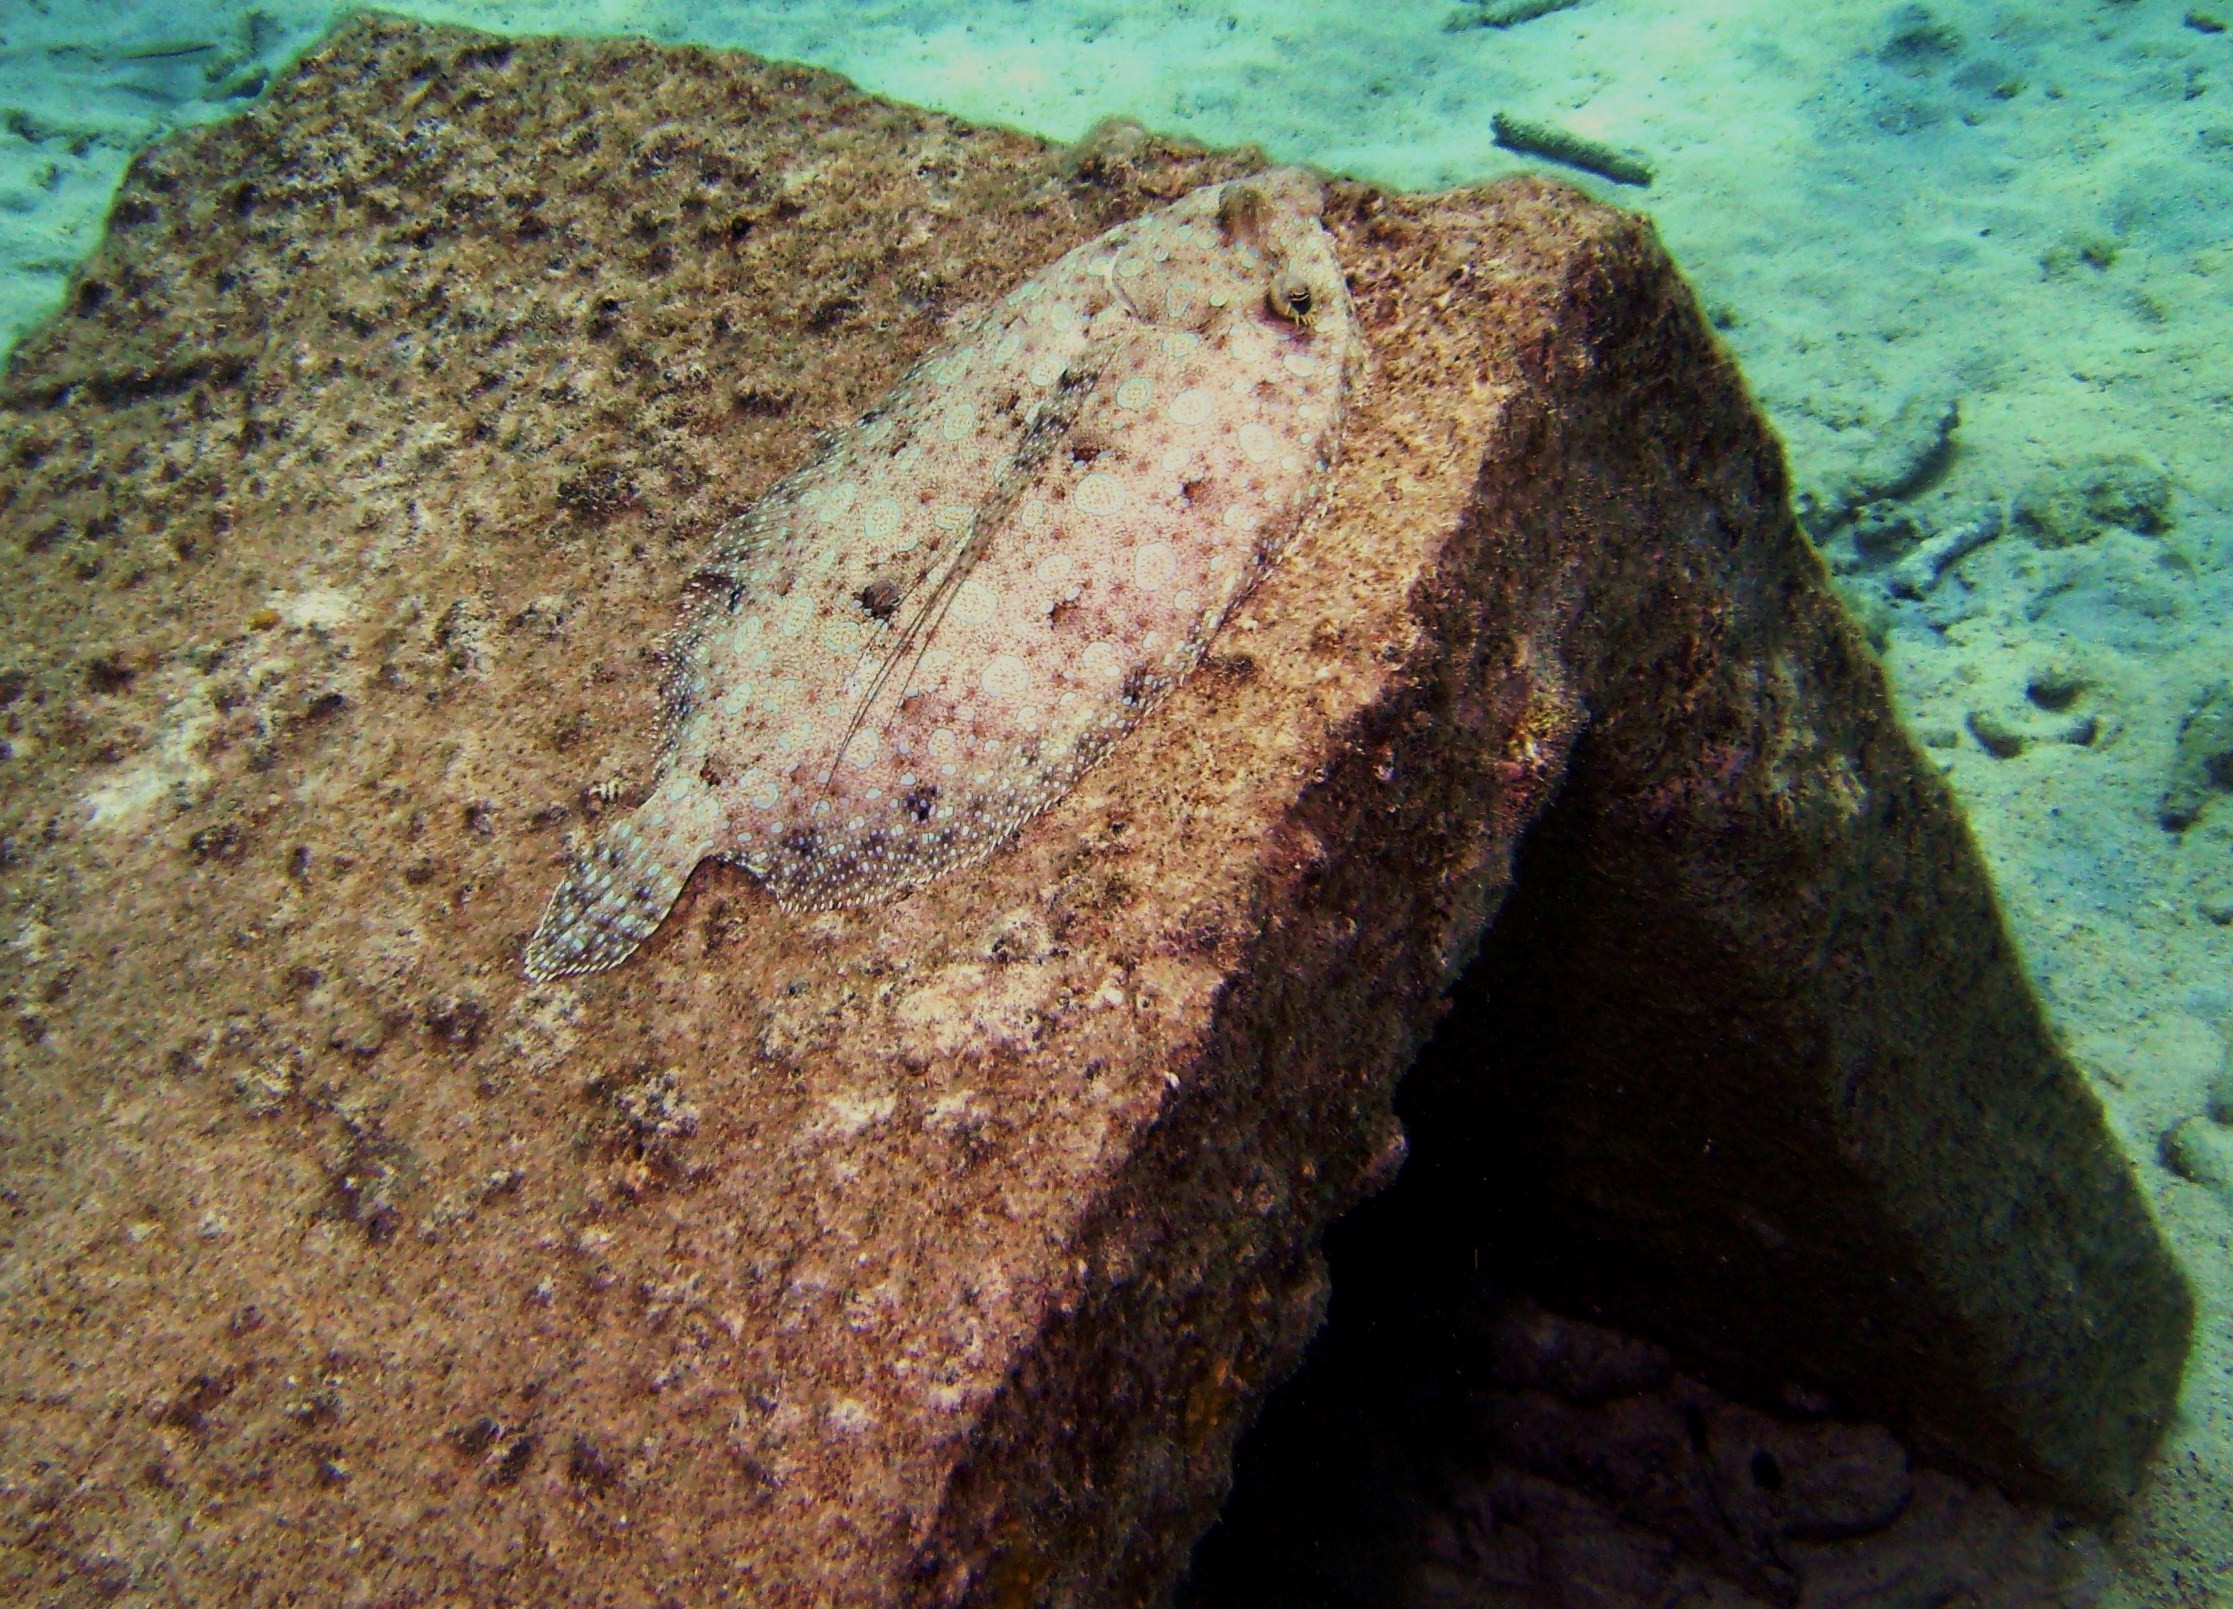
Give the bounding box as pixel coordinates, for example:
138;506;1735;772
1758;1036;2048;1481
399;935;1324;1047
858;578;902;621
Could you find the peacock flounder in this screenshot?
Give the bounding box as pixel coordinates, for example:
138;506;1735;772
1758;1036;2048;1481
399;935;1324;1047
524;167;1361;980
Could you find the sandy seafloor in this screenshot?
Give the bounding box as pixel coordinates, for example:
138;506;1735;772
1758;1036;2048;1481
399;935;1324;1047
3;0;2230;1596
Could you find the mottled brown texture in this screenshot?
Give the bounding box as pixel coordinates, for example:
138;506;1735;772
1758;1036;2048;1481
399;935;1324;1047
0;16;2185;1608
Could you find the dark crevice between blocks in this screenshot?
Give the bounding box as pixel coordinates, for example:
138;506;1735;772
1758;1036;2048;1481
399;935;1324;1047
1178;741;2147;1608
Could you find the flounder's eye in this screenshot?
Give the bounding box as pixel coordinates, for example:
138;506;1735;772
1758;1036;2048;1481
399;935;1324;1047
1269;271;1315;324
1218;184;1272;246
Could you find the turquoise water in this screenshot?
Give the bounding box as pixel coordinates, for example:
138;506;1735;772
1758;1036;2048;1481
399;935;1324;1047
3;0;2230;1599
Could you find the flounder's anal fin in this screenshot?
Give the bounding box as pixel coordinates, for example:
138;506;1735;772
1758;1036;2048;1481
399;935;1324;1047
523;816;691;981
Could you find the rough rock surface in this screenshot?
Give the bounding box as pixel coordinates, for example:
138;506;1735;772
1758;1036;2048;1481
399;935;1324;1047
0;18;2189;1607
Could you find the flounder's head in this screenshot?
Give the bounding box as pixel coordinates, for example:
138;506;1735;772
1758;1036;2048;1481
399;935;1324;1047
1103;167;1353;349
1222;168;1346;330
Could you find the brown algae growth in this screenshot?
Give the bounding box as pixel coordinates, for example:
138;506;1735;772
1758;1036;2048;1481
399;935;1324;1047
526;168;1361;979
1491;112;1655;188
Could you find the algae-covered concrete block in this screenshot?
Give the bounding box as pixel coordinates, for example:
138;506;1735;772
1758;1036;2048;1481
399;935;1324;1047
0;17;2187;1605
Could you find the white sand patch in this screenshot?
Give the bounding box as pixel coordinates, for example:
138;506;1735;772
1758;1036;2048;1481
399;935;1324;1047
80;685;214;830
272;584;355;633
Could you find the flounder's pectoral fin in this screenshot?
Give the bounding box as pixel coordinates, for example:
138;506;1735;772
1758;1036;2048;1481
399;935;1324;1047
523;816;691;981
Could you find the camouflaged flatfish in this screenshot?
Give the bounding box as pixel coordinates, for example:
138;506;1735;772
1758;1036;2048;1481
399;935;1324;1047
524;167;1361;980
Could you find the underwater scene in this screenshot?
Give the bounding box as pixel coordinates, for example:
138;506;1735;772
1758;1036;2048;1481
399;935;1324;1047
0;0;2228;1603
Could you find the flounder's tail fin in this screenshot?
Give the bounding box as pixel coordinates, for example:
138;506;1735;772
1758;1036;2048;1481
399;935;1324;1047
524;817;691;981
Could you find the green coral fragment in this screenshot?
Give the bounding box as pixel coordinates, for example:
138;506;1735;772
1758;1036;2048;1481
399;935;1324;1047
1491;113;1654;186
1445;0;1586;30
117;39;219;61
